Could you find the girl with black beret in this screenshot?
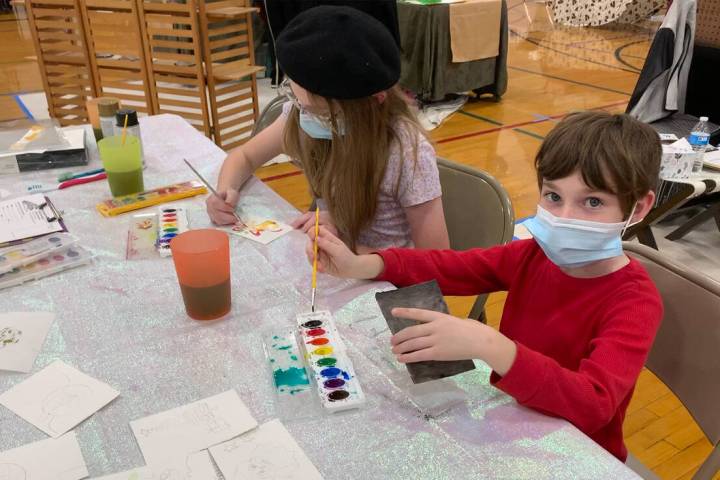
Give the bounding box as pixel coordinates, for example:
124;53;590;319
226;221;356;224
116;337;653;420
207;5;449;253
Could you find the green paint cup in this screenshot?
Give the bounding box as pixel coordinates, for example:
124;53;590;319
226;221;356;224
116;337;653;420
98;135;144;197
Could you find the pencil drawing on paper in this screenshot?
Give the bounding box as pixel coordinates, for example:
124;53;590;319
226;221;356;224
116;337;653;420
136;402;231;438
0;327;22;349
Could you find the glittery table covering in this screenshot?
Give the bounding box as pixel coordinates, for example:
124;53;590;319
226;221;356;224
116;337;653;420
0;115;638;479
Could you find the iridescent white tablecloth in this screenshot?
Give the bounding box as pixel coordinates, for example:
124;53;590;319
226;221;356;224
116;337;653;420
0;115;639;479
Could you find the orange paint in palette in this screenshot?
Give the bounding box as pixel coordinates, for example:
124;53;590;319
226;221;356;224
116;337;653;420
157;206;189;257
297;310;365;412
0;245;93;290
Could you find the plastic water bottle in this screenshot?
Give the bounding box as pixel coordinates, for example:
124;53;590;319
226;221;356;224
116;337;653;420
689;116;711;173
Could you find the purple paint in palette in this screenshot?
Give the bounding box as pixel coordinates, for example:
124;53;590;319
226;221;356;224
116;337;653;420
296;310;365;412
156;205;189;257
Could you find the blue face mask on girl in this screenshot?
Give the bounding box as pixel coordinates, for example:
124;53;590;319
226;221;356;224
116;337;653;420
299;111;337;140
524;204;637;268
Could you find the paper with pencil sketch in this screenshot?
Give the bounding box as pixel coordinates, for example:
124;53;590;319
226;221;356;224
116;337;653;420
130;389;258;466
209;419;323;480
0;311;54;373
0;360;119;437
95;450;220;480
0;432;88;480
227;218;292;245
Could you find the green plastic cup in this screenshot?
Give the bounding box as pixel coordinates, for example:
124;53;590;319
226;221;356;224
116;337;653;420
98;135;144;197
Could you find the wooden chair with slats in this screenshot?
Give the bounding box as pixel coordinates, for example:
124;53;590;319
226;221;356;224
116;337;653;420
136;0;211;136
198;0;264;150
25;0;98;125
79;0;153;116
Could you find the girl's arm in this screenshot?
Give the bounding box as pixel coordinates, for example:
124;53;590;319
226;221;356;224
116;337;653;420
207;114;287;225
405;197;450;249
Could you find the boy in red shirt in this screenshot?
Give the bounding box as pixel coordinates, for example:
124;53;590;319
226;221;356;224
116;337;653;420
306;111;663;461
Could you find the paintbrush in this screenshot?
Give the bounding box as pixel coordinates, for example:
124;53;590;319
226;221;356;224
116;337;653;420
182;158;247;228
311;206;319;312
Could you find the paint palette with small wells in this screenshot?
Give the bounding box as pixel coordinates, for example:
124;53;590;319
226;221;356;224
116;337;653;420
296;311;365;413
0;244;93;290
0;233;79;274
156;206;189;257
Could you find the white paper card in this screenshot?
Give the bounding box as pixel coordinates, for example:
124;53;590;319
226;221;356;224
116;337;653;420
130;389;257;466
209;419;323;480
0;312;54;373
0;432;88;480
95;450;219;480
0;360;119;437
227;219;292;245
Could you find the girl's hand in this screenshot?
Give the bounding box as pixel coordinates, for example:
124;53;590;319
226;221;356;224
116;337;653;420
206;189;240;225
305;226;383;279
390;307;517;376
292;210;339;238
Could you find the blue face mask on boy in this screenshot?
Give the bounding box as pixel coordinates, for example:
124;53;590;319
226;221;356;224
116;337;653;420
524;204;637;268
299;111;344;140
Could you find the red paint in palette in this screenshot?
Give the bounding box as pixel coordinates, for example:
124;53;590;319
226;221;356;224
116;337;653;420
306;328;325;337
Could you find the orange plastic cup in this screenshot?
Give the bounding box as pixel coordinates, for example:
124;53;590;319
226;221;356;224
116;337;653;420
170;229;231;320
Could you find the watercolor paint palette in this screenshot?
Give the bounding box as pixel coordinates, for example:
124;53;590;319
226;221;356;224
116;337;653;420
0;245;93;290
296;311;365;413
96;180;207;217
157;206;189;257
0;233;78;274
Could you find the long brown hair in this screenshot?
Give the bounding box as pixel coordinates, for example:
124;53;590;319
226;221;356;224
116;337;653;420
283;86;429;251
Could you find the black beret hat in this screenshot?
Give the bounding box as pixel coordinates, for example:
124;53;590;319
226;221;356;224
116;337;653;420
276;5;401;100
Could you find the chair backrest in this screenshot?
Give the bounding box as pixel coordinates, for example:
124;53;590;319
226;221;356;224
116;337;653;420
137;0;211;136
25;0;98;125
251;94;286;136
624;242;720;447
80;0;153;115
437;157;514;251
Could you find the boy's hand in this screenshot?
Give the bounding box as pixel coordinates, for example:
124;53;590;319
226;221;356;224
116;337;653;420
305;226;383;279
390;307;517;376
206;189;240;225
292;210;339;238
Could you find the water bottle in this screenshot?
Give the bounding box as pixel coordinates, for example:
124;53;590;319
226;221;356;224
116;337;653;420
689;116;711;173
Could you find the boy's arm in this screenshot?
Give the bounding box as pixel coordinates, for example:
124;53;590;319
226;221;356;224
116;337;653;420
375;242;520;296
491;290;662;434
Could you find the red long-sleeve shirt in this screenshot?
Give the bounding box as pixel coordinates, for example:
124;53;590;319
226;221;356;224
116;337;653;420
376;239;662;461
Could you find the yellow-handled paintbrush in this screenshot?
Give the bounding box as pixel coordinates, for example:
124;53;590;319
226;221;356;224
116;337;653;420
311;206;319;312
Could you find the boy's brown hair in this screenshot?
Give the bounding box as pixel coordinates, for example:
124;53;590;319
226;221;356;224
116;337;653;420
535;111;661;217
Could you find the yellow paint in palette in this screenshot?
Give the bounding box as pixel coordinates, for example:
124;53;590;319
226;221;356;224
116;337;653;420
312;346;333;356
96;180;207;217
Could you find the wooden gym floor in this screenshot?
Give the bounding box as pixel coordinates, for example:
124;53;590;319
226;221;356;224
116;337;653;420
1;1;717;478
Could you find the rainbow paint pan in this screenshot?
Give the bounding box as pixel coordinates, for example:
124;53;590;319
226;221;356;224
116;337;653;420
0;245;93;290
0;233;78;274
156;205;189;257
296;311;365;413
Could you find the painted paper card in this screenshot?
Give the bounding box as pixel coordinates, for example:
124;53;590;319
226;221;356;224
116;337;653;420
209;419;323;480
0;432;88;480
0;311;54;373
95;450;219;480
0;360;119;437
130;389;257;466
228;219;292;245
